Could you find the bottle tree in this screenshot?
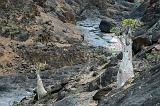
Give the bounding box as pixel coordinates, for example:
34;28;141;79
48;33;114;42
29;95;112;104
35;63;47;100
111;19;143;88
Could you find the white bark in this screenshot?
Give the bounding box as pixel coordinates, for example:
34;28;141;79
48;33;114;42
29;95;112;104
117;27;134;88
36;69;47;100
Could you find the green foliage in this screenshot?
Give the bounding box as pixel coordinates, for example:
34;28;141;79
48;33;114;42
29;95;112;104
110;26;121;35
110;27;116;33
109;48;119;55
110;18;144;36
35;62;48;71
121;19;143;27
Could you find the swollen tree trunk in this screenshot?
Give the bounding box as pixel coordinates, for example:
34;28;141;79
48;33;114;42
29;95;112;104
36;69;47;100
117;27;134;88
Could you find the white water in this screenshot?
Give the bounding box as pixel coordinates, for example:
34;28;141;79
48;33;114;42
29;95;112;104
77;18;122;52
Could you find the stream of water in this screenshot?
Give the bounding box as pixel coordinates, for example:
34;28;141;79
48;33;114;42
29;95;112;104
77;18;122;52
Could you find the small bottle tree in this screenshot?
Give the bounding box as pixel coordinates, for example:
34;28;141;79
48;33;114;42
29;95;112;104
35;63;47;100
111;19;143;88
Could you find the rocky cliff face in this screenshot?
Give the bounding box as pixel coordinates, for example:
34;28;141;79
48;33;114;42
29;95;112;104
132;0;160;53
142;0;160;27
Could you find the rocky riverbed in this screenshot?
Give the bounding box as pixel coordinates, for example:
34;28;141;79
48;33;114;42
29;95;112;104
0;17;121;105
0;0;160;106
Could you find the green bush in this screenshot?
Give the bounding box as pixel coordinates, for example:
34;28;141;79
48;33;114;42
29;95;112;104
121;19;143;27
110;26;121;34
110;18;144;35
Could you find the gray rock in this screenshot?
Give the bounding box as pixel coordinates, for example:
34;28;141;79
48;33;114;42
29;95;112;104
88;67;118;92
98;64;160;106
93;86;112;100
133;19;160;53
99;17;116;33
141;0;160;27
44;0;75;23
15;32;30;42
53;91;96;106
132;28;146;37
146;19;160;43
130;1;149;18
133;35;152;54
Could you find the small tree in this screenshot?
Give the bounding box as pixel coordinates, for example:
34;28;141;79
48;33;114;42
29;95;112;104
111;19;143;88
117;27;134;88
35;63;47;100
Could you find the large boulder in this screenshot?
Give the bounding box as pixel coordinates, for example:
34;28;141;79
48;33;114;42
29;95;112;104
133;35;152;53
99;17;117;33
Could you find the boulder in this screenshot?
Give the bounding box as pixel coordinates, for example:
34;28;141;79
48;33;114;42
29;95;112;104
15;31;30;42
132;28;146;37
99;17;116;33
133;35;152;54
151;31;160;43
